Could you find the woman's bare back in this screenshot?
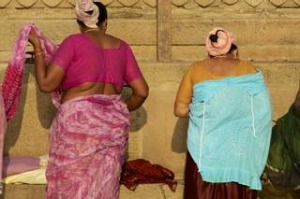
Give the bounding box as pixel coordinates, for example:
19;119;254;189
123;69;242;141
204;57;241;77
61;32;123;102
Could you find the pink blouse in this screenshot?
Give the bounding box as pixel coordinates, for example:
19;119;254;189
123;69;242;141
52;33;143;90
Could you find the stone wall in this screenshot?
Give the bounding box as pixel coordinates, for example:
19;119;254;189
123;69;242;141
0;0;299;181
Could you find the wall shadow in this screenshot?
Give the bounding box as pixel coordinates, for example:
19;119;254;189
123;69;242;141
121;86;148;133
171;117;188;153
32;69;56;129
121;86;148;160
4;60;31;155
4;57;56;155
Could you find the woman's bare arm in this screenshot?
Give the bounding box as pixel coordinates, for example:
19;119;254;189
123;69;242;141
125;77;149;111
174;67;192;118
29;30;64;93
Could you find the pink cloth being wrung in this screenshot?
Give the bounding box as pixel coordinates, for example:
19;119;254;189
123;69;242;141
0;23;58;193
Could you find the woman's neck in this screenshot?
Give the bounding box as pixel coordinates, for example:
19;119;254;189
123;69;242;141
84;28;100;33
211;53;236;59
82;28;107;36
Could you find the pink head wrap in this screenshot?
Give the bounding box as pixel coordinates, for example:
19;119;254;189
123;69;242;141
205;27;237;57
75;0;99;28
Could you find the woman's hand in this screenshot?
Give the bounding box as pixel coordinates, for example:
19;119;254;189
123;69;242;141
125;78;149;111
28;30;41;48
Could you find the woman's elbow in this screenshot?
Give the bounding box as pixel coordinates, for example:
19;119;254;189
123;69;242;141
37;84;56;93
143;85;149;99
136;84;149;100
174;107;189;118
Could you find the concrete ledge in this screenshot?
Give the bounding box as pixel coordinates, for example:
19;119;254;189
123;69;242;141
1;183;184;199
1;182;300;199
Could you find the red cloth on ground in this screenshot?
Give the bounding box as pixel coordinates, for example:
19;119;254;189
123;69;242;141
120;159;177;192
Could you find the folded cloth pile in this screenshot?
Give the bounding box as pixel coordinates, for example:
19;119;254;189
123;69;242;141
2;156;47;184
120;159;177;192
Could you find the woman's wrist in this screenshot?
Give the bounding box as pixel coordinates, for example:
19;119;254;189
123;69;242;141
32;41;42;49
34;46;44;58
34;45;42;51
34;51;44;58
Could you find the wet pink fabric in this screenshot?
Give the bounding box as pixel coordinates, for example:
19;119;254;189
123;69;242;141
46;95;130;199
0;23;56;192
1;23;57;120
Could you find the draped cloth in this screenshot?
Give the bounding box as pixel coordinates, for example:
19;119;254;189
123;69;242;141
46;95;130;199
120;159;177;192
0;23;57;194
2;24;58;120
187;71;272;190
266;104;300;190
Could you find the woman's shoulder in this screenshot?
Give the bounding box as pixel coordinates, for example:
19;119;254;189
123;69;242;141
102;34;130;49
115;38;131;50
239;59;255;67
238;60;257;73
186;60;212;85
105;34;134;48
189;60;207;72
66;33;84;39
183;61;206;78
60;33;85;44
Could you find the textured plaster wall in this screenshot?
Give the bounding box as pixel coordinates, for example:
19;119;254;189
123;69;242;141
0;0;299;182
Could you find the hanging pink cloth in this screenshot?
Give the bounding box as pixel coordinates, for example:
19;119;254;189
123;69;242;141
0;23;59;193
1;23;58;121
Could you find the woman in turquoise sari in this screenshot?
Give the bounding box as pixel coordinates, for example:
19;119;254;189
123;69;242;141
174;27;272;199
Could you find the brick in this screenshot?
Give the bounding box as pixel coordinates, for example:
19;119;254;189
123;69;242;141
131;46;156;61
172;45;300;62
42;0;62;7
0;19;156;51
16;0;37;8
172;19;300;45
119;0;139;7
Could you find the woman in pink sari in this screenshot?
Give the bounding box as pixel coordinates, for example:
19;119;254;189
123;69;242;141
28;1;149;198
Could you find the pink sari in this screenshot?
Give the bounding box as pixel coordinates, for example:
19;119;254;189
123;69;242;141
47;95;130;199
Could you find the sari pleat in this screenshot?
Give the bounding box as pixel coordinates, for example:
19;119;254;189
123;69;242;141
46;95;130;199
